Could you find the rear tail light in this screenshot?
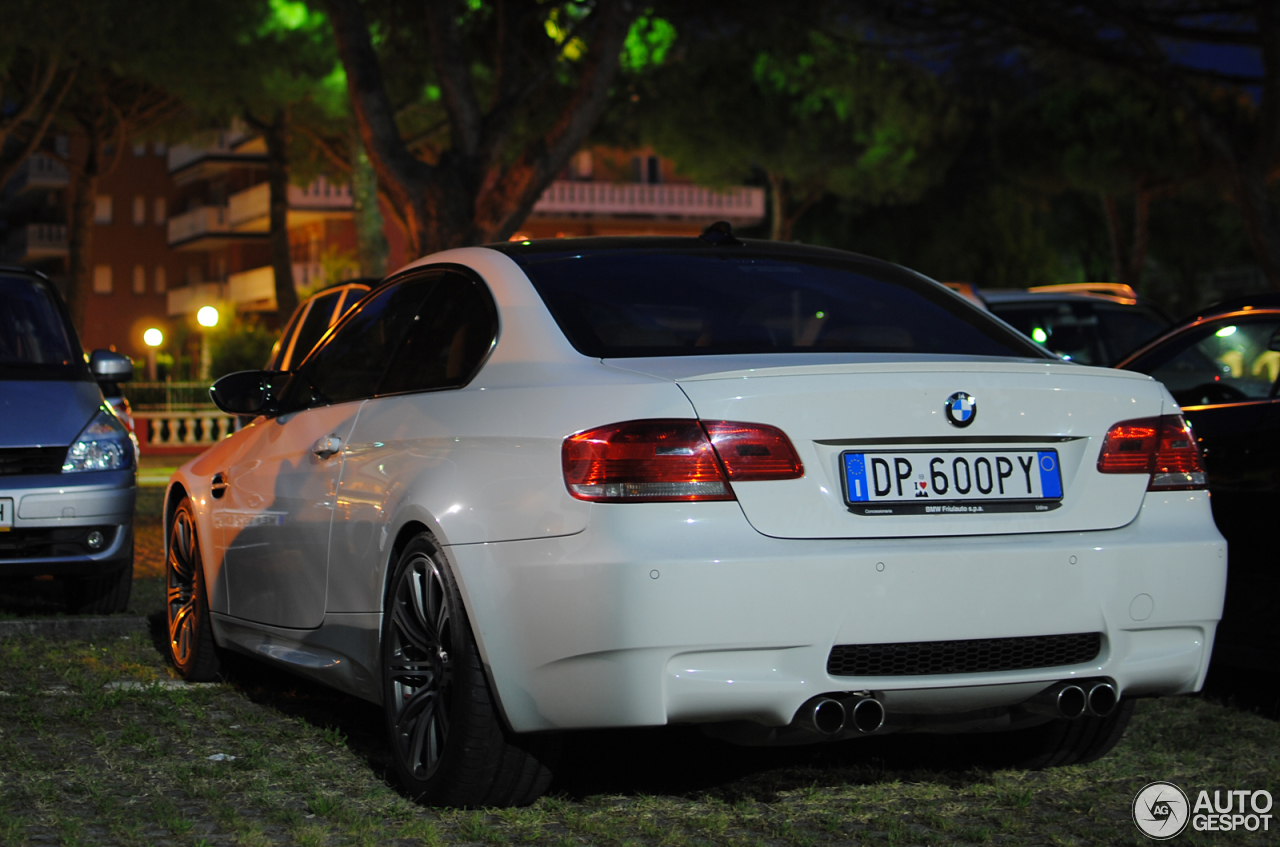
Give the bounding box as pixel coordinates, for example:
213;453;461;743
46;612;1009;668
563;419;804;502
1097;415;1206;491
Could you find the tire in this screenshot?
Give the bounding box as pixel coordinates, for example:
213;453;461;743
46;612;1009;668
64;559;132;614
383;534;555;807
166;498;220;681
1002;699;1136;769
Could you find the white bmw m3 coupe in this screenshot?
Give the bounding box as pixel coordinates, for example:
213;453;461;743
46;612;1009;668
165;230;1226;807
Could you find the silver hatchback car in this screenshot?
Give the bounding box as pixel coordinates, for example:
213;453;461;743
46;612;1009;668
0;266;136;613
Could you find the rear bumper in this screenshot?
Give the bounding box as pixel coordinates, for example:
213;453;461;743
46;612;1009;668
0;471;135;577
448;490;1226;734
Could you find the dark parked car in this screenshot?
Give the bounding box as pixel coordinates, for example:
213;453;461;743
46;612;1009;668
1117;302;1280;668
0;266;137;612
982;283;1171;366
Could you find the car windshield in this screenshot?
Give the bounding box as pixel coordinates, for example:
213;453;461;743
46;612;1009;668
0;274;86;380
513;248;1045;359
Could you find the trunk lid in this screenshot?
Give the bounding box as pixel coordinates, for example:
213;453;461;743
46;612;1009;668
604;355;1168;539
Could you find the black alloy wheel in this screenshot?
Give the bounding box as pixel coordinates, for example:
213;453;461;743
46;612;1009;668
166;498;220;681
386;548;456;782
382;534;556;807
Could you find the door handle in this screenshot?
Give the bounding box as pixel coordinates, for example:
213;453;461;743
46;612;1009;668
211;472;229;499
313;435;342;459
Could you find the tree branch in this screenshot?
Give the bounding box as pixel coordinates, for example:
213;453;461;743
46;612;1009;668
425;0;484;157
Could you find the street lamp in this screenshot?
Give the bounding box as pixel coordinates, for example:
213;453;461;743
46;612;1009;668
196;306;218;380
143;327;163;381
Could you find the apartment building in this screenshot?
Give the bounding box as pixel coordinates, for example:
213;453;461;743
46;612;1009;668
1;135;764;368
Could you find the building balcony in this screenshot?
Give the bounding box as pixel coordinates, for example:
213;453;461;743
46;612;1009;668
167;205;267;251
167;129;267;186
166;281;226;317
529;181;766;225
227;177;353;232
3;223;68;263
4;153;69;197
226;263;326;311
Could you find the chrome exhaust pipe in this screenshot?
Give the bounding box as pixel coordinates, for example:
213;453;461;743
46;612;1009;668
1086;682;1118;717
847;696;885;733
800;697;846;735
1024;683;1087;719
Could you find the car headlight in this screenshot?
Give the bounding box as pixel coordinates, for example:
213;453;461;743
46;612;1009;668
63;407;134;472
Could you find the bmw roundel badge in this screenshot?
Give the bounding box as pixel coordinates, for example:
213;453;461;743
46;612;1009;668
944;391;977;428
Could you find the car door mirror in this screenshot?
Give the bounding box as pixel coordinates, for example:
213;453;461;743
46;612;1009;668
211;370;288;416
89;349;133;383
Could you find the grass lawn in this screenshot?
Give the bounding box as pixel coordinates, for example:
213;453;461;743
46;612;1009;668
1;484;1276;845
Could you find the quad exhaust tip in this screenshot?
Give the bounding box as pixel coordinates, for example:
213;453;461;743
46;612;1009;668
1025;679;1120;720
1087;682;1118;717
799;694;884;736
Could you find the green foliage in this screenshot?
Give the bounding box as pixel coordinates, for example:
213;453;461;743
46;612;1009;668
631;25;964;236
208;316;278;379
621;15;677;73
994;73;1202;196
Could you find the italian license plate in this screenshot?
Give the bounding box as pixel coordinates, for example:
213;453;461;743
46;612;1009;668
843;449;1063;515
0;497;12;531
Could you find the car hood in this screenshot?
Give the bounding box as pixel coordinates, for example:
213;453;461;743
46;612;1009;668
0;380;103;448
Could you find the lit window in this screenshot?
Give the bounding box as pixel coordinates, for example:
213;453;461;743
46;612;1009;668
93;265;113;294
94;195;113;225
154;197;167;224
133;265;146;295
133;196;146;225
155;265;166;293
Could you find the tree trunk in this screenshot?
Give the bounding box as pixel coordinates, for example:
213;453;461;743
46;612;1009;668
350;122;387;278
261;110;299;317
770;173;792;242
1100;191;1152;290
1229;163;1280;291
65;165;99;336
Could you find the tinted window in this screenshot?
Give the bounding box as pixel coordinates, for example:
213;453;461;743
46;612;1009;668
1126;316;1280;406
378;272;497;395
517;251;1040;358
990;300;1168;366
282;278;435;409
0;274;87;380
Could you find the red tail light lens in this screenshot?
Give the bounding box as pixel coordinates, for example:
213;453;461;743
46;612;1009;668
563;419;804;502
563;420;733;502
1097;415;1206;490
703;421;804;481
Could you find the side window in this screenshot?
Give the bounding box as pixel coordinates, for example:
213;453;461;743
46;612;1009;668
285;291;343;370
1143;317;1280;407
284;277;436;409
378;271;498;395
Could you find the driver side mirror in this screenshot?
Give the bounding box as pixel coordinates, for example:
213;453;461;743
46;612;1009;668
89;349;133;383
210;370;289;416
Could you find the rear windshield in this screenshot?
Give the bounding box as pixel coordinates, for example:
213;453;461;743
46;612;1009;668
0;274;87;380
989;301;1168;366
515;250;1046;359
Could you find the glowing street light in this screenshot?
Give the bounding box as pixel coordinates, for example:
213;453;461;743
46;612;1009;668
197;306;219;328
143;327;164;381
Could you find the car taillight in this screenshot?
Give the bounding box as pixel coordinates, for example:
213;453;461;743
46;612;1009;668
562;419;804;502
1097;415;1206;491
702;420;804;481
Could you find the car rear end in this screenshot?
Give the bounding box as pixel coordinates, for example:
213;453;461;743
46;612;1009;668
453;241;1225;742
